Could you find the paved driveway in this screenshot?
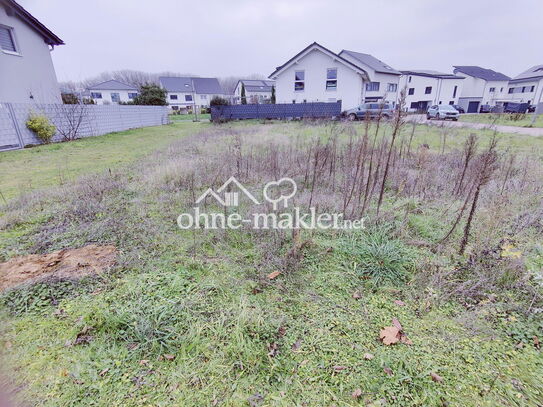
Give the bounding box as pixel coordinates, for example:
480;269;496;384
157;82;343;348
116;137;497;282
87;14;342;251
406;114;543;137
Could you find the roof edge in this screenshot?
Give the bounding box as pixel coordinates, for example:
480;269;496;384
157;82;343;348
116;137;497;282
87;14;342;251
2;0;64;45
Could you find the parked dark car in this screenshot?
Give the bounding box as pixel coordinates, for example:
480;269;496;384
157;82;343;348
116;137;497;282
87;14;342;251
479;104;491;113
452;104;465;114
503;102;530;113
343;103;394;121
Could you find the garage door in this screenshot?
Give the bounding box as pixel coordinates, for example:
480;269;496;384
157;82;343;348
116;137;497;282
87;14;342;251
467;101;480;113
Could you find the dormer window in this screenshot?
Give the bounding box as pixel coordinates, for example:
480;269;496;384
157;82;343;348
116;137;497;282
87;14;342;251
0;25;18;54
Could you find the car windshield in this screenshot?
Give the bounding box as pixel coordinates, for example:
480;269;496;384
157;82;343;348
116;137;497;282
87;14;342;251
440;105;457;111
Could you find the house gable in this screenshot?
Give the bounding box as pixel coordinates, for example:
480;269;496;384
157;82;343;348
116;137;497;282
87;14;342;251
269;42;369;80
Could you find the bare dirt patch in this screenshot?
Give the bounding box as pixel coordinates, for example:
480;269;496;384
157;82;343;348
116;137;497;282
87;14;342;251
0;245;117;292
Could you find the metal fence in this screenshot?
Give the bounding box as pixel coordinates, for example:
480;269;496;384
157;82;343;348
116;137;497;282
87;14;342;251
211;101;342;121
0;102;170;151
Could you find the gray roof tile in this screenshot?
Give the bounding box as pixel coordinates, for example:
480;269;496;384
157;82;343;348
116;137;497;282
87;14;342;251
510;65;543;83
453;66;510;81
159;77;224;94
340;50;401;75
239;79;275;92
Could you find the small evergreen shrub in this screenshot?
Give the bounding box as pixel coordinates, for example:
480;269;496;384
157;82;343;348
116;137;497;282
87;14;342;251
26;112;56;144
210;96;230;106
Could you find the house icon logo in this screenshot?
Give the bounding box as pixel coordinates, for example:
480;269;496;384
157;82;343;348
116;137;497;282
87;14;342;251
195;176;260;207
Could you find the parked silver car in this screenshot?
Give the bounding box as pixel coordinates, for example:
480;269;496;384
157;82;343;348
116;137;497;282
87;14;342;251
426;105;459;121
344;103;394;121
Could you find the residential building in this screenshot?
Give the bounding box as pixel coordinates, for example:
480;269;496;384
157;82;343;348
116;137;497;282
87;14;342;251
452;66;510;113
505;65;543;106
269;42;400;111
233;79;275;104
399;70;464;112
338;50;401;106
159;77;224;111
0;0;64;103
86;80;138;105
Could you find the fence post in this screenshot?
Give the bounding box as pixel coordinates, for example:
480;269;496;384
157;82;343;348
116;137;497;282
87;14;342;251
6;103;24;148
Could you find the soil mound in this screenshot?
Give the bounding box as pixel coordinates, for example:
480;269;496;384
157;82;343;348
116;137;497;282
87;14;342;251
0;245;117;292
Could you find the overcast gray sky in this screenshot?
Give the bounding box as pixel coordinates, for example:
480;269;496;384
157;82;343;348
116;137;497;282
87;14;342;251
21;0;543;82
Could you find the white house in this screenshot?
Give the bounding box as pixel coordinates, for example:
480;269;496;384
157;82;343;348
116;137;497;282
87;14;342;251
504;65;543;106
399;70;464;112
233;79;275;104
86;80;138;105
337;50;401;106
269;42;400;111
452;66;510;113
0;0;64;103
159;77;225;111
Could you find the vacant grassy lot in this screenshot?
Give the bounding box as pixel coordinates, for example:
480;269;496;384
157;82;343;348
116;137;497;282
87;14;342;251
1;119;542;406
459;113;543;128
0;122;204;201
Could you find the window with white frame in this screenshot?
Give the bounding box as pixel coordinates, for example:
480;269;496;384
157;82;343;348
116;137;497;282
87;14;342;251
128;93;138;99
294;71;305;91
185;94;193;102
91;92;102;99
111;93;120;103
489;87;495;93
0;25;18;54
365;82;380;92
201;94;207;100
170;94;178;100
387;83;397;92
326;68;337;90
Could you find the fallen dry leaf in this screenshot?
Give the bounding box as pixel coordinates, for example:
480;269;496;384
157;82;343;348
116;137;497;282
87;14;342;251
430;372;443;382
278;326;287;337
363;353;374;360
267;271;281;280
383;367;393;376
400;335;413;345
291;338;302;352
391;318;403;331
394;300;406;306
163;354;175;361
379;326;400;345
534;336;540;349
333;365;347;372
352;388;363;399
99;368;109;377
139;360;149;366
268;342;279;357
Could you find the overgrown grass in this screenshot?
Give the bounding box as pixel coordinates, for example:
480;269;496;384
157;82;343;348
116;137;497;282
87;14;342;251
0;122;206;201
1;120;542;406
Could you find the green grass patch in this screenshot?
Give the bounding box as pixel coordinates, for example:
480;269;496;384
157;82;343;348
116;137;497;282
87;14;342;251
0;122;206;201
459;113;543;128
